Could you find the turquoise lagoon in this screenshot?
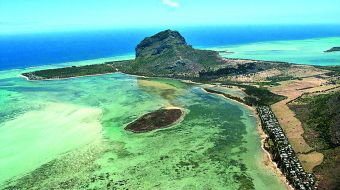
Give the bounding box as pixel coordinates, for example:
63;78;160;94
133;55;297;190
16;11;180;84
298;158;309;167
0;58;287;189
211;37;340;66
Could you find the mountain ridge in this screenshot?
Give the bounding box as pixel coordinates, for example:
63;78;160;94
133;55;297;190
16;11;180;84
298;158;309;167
117;30;225;78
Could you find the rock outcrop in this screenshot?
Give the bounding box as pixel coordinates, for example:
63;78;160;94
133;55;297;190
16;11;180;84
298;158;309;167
120;30;225;78
136;30;187;57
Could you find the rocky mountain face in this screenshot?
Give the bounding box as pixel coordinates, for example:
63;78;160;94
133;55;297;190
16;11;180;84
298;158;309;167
119;30;225;78
135;30;187;57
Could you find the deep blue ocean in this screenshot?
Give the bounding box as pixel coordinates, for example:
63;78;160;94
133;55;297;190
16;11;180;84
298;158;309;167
1;24;340;70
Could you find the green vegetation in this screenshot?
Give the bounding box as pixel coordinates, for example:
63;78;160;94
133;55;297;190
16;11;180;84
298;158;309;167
313;147;340;190
242;85;286;105
233;174;255;190
22;60;131;80
135;30;187;58
213;82;286;106
289;91;340;190
265;75;302;86
199;62;261;78
290;91;340;148
21;30;295;83
307;92;340;147
324;47;340;53
121;29;224;78
23;30;225;80
122;43;223;78
124;108;183;133
204;83;286;106
203;88;247;105
316;66;340;77
201;76;287;106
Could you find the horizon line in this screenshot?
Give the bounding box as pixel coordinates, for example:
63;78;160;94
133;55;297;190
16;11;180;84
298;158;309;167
2;23;340;36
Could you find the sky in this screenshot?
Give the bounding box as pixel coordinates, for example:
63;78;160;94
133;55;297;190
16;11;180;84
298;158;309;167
1;0;340;34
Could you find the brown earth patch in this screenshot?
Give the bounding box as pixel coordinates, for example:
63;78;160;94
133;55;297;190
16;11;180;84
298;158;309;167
269;77;333;172
297;152;324;173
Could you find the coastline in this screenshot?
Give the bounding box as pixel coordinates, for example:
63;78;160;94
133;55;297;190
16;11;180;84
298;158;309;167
19;72;118;81
19;74;30;80
1;73;295;190
9;31;338;189
20;70;293;189
20;72;204;84
201;87;293;190
20;69;296;189
124;105;186;134
256;115;294;190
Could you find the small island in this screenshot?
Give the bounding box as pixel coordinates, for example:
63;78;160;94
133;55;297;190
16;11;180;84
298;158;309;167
217;50;235;54
324;47;340;53
124;108;184;133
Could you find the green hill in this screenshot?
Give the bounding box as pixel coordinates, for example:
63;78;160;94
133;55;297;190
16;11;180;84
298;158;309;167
118;30;225;78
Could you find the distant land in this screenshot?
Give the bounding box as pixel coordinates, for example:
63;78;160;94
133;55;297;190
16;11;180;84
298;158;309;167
324;47;340;53
22;30;326;82
21;30;340;190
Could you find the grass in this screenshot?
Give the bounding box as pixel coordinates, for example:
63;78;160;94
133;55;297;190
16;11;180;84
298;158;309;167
22;60;132;80
290;92;340;148
242;85;286;105
265;75;302;86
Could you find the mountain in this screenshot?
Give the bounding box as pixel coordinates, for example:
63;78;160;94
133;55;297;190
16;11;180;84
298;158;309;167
135;30;187;58
22;30;325;82
118;30;225;78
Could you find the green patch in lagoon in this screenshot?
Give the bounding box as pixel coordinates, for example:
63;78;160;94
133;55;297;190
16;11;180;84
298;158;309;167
0;65;286;190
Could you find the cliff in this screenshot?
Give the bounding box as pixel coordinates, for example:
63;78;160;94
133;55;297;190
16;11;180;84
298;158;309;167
135;30;187;57
118;30;225;78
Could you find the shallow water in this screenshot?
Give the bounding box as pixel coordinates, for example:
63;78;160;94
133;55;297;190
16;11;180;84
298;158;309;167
0;60;287;189
211;37;340;66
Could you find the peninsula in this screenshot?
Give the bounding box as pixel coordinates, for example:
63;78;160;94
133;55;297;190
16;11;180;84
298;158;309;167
324;47;340;53
21;30;340;190
22;29;313;81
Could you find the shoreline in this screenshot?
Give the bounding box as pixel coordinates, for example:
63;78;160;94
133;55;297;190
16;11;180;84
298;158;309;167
256;115;294;190
20;71;293;189
19;74;30;80
19;72;119;81
124;105;186;134
20;72;204;85
201;87;293;190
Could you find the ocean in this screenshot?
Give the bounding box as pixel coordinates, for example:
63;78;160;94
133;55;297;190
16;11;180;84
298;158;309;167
1;24;340;70
0;25;339;189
